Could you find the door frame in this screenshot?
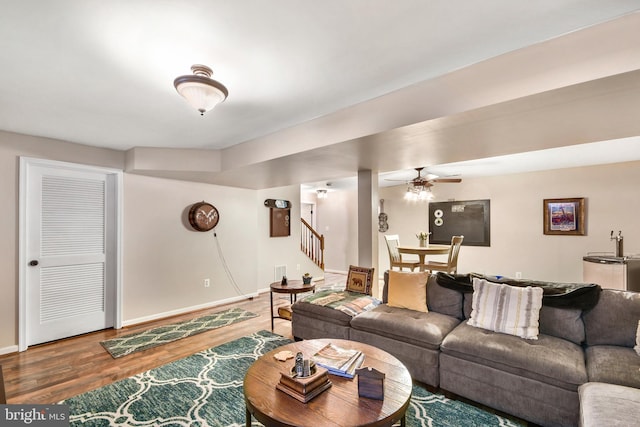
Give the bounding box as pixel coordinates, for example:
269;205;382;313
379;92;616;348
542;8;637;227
18;157;123;351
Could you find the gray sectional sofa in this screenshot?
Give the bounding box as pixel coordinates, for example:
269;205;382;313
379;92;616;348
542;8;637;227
291;272;640;427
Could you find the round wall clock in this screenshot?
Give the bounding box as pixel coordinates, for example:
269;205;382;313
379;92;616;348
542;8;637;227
188;201;220;231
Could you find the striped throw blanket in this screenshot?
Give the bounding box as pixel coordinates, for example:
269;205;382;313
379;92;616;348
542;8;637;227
302;289;380;317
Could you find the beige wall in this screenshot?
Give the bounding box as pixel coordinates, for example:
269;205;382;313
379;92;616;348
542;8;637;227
376;161;640;282
257;187;324;287
316;188;359;273
122;174;259;323
314;160;640;285
0;131;319;353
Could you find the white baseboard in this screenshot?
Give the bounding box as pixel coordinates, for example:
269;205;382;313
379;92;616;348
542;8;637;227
325;268;348;275
121;293;259;327
0;344;19;355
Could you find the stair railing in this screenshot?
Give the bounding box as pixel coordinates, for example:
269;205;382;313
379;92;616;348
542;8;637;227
300;219;324;270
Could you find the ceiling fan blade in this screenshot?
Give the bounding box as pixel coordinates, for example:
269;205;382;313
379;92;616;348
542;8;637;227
432;178;462;183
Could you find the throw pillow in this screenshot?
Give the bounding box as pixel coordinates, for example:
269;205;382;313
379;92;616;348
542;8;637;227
387;270;429;312
635;320;640;356
467;278;543;340
346;265;375;295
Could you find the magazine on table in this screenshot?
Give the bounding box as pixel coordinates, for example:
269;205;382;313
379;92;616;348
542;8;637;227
311;343;364;378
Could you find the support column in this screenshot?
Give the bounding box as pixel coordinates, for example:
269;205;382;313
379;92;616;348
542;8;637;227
357;170;380;296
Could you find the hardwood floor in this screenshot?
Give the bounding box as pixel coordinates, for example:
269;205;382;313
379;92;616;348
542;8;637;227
0;272;347;404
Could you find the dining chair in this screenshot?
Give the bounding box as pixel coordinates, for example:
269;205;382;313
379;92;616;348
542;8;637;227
384;234;421;271
423;235;464;274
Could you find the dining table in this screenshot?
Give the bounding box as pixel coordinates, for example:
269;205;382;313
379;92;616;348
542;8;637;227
397;244;450;271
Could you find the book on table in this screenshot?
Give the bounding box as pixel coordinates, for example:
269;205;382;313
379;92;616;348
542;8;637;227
311;343;365;379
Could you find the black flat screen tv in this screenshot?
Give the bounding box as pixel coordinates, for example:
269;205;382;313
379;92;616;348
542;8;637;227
429;199;490;246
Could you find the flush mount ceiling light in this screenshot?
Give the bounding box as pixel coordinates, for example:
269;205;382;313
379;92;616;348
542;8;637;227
174;64;228;115
317;189;328;199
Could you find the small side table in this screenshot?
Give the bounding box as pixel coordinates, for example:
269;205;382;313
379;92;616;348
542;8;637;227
269;280;315;330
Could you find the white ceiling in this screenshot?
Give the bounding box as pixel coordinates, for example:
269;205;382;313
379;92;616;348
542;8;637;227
1;1;640;188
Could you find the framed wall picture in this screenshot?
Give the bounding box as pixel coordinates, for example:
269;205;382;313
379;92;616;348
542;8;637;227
543;198;585;235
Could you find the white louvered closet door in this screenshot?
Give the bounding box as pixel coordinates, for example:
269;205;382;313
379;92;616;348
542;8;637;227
26;163;116;346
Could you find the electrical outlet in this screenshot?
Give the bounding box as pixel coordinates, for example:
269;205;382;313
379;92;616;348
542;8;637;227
515;272;522;279
204;278;210;288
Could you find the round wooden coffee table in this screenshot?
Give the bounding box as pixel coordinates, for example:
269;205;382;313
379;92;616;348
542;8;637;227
244;339;412;427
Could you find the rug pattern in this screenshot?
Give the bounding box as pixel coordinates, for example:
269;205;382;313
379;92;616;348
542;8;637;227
100;307;258;358
66;331;524;426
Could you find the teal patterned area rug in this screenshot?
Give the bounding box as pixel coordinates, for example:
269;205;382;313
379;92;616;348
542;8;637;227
68;330;524;426
100;307;258;358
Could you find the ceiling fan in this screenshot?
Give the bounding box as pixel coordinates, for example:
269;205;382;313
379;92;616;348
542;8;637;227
387;167;461;201
387;167;462;187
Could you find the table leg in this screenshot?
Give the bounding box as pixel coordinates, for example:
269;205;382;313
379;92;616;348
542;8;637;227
245;406;251;427
418;255;426;272
270;291;274;331
401;414;406;427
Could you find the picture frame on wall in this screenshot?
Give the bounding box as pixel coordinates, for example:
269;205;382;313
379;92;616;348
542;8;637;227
543;198;585;235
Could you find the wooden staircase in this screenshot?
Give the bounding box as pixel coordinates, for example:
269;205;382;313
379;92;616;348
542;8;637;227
301;219;324;269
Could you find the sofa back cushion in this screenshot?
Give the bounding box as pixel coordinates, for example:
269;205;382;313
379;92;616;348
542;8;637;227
583;288;640;347
383;271;464;319
428;273;464;319
539;306;585;345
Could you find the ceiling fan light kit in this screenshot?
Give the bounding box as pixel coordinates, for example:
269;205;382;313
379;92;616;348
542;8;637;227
404;185;434;201
386;167;461;202
174;65;228;115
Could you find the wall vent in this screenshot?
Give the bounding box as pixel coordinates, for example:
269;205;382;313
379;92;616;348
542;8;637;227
274;265;287;282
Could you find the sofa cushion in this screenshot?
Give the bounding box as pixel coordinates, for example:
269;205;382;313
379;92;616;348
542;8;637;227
350;305;461;350
441;322;587;390
539;305;585;345
585;345;640;389
579;382;640;427
467;278;543;339
428;273;464;319
583;289;640;347
387;270;429;312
